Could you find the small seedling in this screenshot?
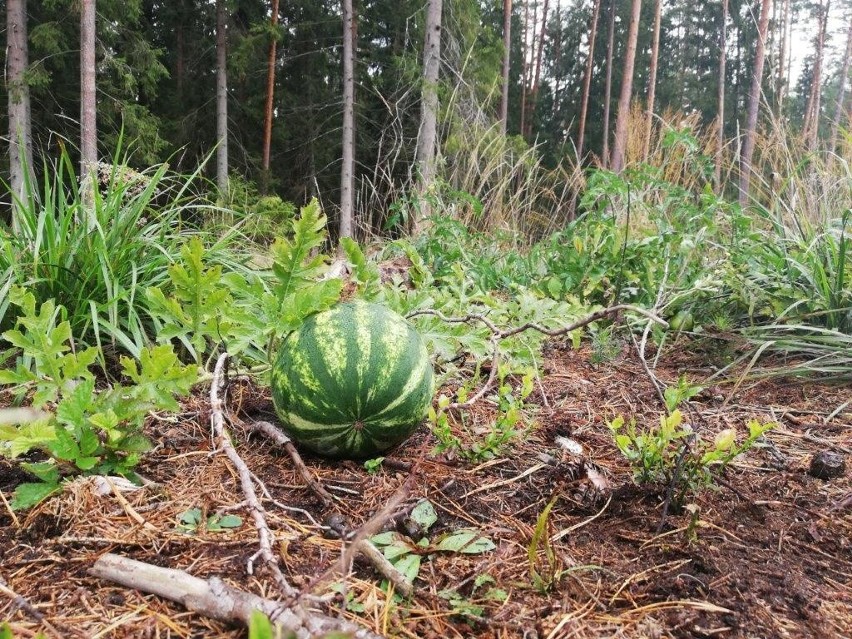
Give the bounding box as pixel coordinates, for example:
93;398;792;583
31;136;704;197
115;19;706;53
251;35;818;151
176;507;243;534
363;457;385;475
370;499;495;589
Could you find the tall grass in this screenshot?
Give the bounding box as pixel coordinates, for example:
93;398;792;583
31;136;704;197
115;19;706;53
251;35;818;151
0;151;246;360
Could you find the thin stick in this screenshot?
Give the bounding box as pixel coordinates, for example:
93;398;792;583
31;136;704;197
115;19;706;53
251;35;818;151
0;575;69;639
240;418;336;509
210;353;297;600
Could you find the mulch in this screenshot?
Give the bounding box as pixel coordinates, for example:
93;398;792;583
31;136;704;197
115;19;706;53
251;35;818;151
1;340;850;638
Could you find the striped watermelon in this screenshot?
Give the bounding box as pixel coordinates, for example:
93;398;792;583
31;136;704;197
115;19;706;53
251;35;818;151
271;300;434;458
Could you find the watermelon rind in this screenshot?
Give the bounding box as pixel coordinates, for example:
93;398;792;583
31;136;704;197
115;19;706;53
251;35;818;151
271;300;434;458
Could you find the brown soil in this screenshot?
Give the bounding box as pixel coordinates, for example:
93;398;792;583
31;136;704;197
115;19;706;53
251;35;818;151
1;343;850;638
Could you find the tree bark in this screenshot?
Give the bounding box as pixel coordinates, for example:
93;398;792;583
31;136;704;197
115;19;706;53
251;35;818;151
739;0;772;206
610;0;642;173
602;0;616;167
577;0;601;160
500;0;512;135
339;0;356;238
830;14;852;155
803;0;830;150
776;0;790;114
643;0;662;159
261;0;281;192
715;0;729;190
216;0;229;199
519;0;532;140
414;0;443;228
527;0;550;138
7;0;33;231
80;0;97;175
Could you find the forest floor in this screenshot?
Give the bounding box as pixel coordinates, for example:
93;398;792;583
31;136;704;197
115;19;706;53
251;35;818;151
1;339;850;639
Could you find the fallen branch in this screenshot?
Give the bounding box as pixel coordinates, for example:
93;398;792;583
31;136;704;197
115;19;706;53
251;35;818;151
408;304;667;409
89;554;383;639
209;353;296;600
241;418;336;509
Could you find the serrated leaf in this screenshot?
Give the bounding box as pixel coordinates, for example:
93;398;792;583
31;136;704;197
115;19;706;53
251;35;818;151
270;199;329;299
434;530;495;554
11;481;61;510
56;378;96;428
50;425;80;461
409;499;438;532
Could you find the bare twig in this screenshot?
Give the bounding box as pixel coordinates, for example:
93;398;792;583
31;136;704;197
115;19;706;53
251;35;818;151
89;554;383;639
0;575;69;639
240;418;336;509
209;353;297;600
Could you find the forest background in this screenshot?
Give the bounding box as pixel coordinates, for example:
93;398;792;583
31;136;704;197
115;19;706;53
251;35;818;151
2;0;851;236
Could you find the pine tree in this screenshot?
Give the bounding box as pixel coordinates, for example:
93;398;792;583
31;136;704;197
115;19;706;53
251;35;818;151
6;0;33;231
611;0;642;173
340;0;356;238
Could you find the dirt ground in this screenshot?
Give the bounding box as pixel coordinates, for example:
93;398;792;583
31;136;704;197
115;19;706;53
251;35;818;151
1;341;850;639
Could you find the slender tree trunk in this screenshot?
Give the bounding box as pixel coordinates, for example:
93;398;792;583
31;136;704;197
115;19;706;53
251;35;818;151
715;0;729;190
776;0;790;114
610;0;642;173
339;0;356;238
519;0;532;140
643;0;662;159
7;0;33;231
216;0;229;199
414;0;443;229
803;0;830;150
577;0;601;160
80;0;97;175
602;0;616;166
551;4;562;126
500;0;512;135
829;13;852;154
527;0;549;138
261;0;281;193
739;0;772;206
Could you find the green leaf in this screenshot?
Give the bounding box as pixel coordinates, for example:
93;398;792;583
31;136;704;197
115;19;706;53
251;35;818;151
11;481;61;510
393;553;422;585
409;499;438;532
248;609;274;639
270;199;329;299
434;530;495;554
21;461;59;484
370;531;396;546
208;514;243;531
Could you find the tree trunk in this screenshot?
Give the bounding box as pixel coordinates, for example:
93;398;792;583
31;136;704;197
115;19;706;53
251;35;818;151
739;0;772;206
500;0;512;135
527;0;550;138
829;13;852;154
803;0;830;150
80;0;97;175
643;0;662;159
715;0;729;190
216;0;229;199
339;0;356;238
610;0;642;173
261;0;281;192
577;0;601;160
7;0;33;231
519;0;534;141
414;0;443;229
602;0;616;166
776;0;790;114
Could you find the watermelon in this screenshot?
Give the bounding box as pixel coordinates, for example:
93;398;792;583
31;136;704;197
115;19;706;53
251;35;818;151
271;300;434;458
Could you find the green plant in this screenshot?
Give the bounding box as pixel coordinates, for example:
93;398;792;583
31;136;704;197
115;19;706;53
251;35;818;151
437;574;508;620
608;410;775;507
370;499;495;589
429;368;534;461
0;147;246;361
528;495;561;593
176;507;243;534
0;289;196;509
663;375;703;413
363;457;385;474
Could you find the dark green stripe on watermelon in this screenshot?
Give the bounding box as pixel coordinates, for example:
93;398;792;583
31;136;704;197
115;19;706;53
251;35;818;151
271;300;435;458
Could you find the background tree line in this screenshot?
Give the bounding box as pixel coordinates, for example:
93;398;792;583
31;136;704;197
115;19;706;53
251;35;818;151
2;0;852;234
